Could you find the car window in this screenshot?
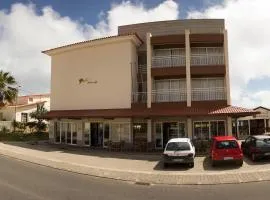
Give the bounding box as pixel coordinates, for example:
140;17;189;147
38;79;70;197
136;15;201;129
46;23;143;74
216;140;238;149
256;138;270;147
166;142;191;151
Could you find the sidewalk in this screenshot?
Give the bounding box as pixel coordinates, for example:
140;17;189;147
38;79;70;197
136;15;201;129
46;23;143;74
1;142;270;185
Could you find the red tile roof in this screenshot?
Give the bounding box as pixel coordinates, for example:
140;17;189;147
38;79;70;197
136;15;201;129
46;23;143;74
44;105;259;119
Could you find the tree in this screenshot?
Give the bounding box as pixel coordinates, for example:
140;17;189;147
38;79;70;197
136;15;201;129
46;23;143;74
0;70;18;104
29;104;48;132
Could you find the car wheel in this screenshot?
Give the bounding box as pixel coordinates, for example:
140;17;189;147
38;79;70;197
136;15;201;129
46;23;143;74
163;163;168;169
251;153;257;162
188;162;194;168
211;160;217;167
236;160;243;166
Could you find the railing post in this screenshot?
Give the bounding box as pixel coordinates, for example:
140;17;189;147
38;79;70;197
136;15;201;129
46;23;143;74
185;29;191;107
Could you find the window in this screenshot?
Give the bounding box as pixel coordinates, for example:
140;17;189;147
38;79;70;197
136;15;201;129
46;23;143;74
191;78;226;101
111;123;131;142
193;121;225;140
256;138;270;147
29;98;33;102
21;113;28;123
166;142;191;151
84;122;90;145
216;140;238;149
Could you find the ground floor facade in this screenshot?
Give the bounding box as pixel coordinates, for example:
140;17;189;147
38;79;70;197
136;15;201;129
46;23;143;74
48;116;233;151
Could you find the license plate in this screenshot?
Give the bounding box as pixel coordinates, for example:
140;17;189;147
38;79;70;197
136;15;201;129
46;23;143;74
265;153;270;156
174;159;184;162
224;157;233;160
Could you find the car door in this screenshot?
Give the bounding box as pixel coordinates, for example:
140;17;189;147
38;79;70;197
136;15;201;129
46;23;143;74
243;137;251;154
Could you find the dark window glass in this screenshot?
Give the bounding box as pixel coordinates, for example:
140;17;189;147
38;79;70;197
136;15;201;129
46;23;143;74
216;140;238;149
256;139;270;147
166;142;191;151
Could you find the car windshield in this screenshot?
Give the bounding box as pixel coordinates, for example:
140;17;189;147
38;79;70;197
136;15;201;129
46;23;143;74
216;140;238;149
166;142;191;151
256;138;270;147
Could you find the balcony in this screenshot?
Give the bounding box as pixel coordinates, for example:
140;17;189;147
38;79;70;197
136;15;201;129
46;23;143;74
191;54;224;66
152;55;186;68
152;90;187;102
192;87;226;101
132;92;147;103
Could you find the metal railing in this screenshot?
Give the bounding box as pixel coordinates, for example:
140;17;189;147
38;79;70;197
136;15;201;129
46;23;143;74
192;87;226;101
191;54;224;65
152;90;187;102
132;92;147;103
152;55;186;68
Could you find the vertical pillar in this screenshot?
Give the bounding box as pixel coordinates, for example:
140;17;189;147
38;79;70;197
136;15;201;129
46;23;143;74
146;32;152;108
48;120;55;144
187;118;192;139
185;29;191;107
264;119;267;133
227;116;232;136
248;120;251;136
147;119;152;142
223;29;231;105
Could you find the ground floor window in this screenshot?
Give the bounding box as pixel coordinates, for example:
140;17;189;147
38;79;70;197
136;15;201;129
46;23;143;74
193;120;226;140
111;123;131;142
154;122;186;149
238;120;249;139
54;122;78;145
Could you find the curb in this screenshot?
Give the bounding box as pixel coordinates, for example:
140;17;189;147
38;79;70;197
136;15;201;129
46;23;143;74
1;148;270;185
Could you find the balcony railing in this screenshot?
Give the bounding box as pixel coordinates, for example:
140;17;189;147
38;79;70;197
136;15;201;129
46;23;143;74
132;92;147;103
152;55;186;68
192;87;226;101
152;90;187;102
191;54;224;65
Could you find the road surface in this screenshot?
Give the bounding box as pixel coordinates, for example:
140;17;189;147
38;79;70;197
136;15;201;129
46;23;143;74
0;155;268;200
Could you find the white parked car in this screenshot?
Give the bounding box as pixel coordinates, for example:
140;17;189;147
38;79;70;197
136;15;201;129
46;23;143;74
163;138;195;168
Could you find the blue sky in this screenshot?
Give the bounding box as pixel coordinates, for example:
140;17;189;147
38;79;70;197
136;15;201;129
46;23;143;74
0;0;270;108
0;0;218;23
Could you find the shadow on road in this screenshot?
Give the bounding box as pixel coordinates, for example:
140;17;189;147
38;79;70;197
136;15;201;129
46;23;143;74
153;161;191;171
2;141;162;162
202;156;242;171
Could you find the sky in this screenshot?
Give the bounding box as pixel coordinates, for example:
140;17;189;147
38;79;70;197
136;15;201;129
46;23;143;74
0;0;269;108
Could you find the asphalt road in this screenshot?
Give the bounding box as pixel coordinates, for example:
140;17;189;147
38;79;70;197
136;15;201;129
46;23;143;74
0;155;269;200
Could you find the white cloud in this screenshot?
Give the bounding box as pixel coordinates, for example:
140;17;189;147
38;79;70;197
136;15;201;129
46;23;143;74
0;1;178;95
187;0;270;108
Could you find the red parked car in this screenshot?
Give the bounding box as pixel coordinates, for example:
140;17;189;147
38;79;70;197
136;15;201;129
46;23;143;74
210;136;243;167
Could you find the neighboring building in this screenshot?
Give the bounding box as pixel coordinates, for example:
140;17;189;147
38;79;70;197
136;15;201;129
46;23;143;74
235;106;270;139
43;19;257;150
0;94;50;131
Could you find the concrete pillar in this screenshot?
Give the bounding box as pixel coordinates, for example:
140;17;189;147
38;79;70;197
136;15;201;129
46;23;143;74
185;29;191;107
146;32;152;108
77;121;84;146
223;29;231;105
147;119;152;142
48;120;55;144
227;116;232;136
187;118;192;139
248;120;251;136
265;119;267;133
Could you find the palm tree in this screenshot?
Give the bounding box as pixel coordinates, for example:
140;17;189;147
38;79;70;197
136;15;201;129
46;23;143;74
29;104;48;132
0;70;18;104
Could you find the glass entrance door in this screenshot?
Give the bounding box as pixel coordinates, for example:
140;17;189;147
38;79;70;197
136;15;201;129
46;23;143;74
103;123;110;148
90;123;104;147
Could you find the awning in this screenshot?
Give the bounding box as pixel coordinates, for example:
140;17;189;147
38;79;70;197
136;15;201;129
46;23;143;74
44;105;259;119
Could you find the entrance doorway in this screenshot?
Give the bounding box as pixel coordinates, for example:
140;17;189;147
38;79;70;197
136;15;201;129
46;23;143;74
155;122;186;149
90;123;103;147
